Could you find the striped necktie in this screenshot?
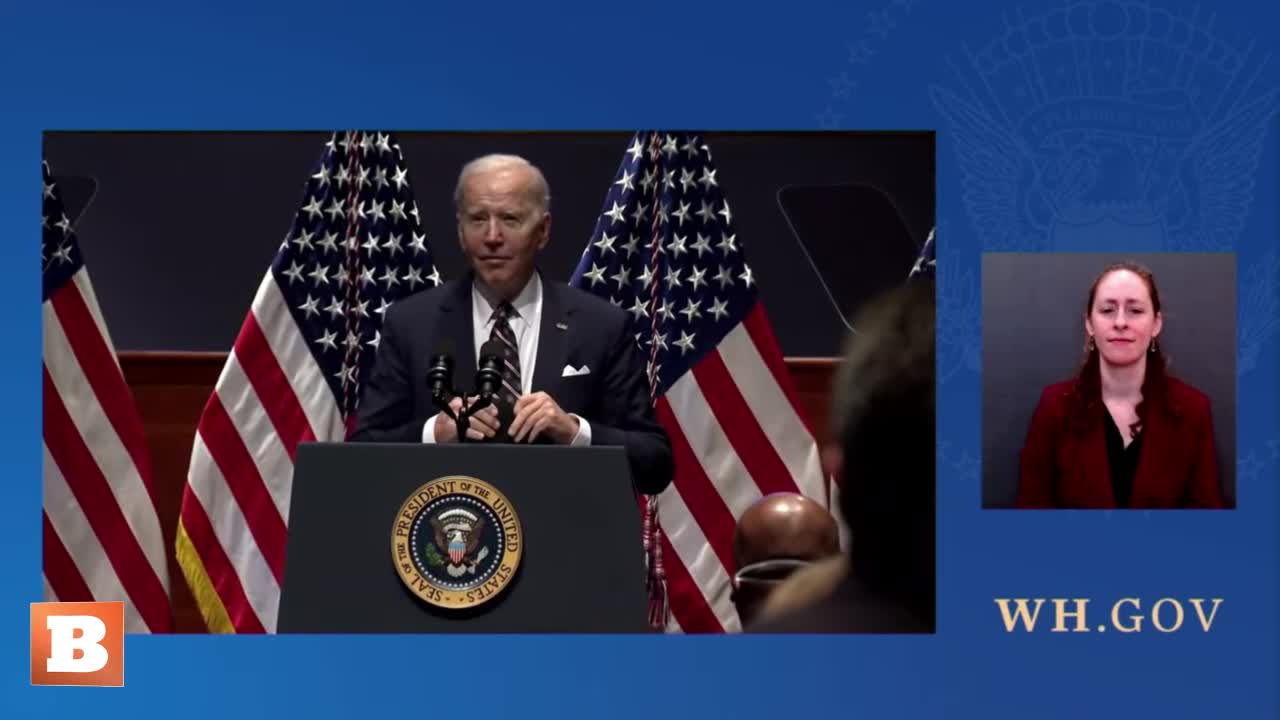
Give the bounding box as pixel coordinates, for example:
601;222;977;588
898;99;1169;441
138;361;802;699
489;301;522;415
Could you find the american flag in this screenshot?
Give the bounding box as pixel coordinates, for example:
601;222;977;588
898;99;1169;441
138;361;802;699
175;131;442;632
570;132;827;633
41;160;172;633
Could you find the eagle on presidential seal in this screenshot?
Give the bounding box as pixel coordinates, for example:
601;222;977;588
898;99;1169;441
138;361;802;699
429;507;491;578
928;2;1278;253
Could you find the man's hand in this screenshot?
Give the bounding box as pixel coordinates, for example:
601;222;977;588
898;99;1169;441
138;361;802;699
433;395;500;442
509;392;579;444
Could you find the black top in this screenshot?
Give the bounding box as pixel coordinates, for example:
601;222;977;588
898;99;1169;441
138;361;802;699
1103;410;1144;507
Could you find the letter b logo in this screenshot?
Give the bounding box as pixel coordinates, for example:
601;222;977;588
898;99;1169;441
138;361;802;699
31;602;124;686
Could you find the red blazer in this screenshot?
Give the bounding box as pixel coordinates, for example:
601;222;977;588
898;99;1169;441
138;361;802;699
1015;377;1225;509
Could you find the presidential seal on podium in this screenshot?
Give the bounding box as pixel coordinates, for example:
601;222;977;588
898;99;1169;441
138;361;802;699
391;475;523;610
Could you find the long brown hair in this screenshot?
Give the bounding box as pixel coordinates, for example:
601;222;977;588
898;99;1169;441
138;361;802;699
1068;261;1174;439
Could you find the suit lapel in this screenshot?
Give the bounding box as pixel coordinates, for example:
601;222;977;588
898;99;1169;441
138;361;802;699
531;277;571;397
440;276;477;395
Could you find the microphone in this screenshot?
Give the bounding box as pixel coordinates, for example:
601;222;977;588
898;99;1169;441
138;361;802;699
427;340;455;405
475;339;504;400
469;339;513;445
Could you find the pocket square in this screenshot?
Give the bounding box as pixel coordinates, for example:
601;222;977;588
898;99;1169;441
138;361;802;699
561;364;590;377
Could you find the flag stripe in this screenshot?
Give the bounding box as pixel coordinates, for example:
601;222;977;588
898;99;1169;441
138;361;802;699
42;159;169;634
663;370;764;520
665;602;686;630
717;322;825;500
187;435;280;631
69;272;122;371
43;301;169;587
656;477;739;632
741;303;819;438
44;442;130;613
655;396;738;579
659;362;772;633
195;396;287;583
178;133;445;633
50;277;159;507
658;531;722;633
252;275;346;442
42;512;92;604
43;574;60;603
216;353;295;522
42;368;170;633
178;493;265;633
235;314;315;461
570;132;830;633
691;349;800;498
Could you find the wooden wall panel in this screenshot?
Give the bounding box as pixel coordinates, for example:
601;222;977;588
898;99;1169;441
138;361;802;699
121;352;224;633
117;352;838;632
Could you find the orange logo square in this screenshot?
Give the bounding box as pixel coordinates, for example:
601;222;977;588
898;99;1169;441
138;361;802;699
31;601;124;686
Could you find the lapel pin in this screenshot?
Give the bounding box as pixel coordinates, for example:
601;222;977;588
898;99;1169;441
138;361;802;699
556;322;568;331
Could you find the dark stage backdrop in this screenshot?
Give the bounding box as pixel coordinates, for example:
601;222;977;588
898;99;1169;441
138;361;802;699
43;131;935;357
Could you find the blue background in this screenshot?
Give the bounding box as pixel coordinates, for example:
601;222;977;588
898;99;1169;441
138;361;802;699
4;0;1277;717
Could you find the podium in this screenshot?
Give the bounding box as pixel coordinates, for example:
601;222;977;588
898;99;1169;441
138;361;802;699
277;442;653;633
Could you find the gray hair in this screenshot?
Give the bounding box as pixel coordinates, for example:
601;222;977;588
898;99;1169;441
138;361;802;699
453;154;551;214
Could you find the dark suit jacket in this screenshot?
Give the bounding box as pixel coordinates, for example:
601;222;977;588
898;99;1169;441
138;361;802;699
1015;376;1224;509
350;271;674;495
747;573;934;634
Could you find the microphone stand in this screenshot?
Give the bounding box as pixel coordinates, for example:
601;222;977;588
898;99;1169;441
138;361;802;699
437;392;500;444
430;388;472;444
458;393;496;444
436;352;500;443
463;357;502;443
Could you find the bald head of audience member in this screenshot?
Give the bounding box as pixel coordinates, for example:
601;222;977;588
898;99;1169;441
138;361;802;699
730;492;841;627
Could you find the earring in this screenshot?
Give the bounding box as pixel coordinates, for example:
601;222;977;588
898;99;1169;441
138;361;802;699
1150;338;1158;354
1085;336;1096;352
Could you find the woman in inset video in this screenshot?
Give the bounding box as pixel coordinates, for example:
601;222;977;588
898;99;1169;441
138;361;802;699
1015;262;1224;509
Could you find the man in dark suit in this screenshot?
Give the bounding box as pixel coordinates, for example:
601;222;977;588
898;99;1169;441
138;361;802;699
350;154;674;495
